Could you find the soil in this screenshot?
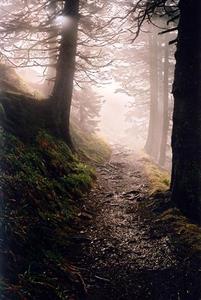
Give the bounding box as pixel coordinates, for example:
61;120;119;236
72;146;201;300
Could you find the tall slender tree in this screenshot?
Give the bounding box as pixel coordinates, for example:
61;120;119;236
159;34;170;166
51;0;80;146
145;25;159;158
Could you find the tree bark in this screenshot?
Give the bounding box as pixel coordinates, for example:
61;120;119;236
51;0;79;147
171;0;201;223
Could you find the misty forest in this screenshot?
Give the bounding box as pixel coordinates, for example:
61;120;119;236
0;0;201;299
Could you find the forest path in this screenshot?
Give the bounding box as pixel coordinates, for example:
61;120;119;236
75;146;197;300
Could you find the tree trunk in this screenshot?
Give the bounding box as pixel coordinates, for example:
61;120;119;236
159;36;169;167
145;27;159;158
156;35;165;162
51;0;79;146
171;0;201;223
43;1;58;97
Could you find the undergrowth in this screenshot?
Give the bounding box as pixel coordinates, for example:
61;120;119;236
0;129;94;299
144;160;170;195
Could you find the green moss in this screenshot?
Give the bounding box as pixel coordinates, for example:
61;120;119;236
0;129;94;299
63;173;92;195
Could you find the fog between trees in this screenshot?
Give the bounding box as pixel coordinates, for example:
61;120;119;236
1;0;176;170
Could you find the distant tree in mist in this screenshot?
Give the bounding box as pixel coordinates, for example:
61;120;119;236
110;20;174;166
145;24;175;167
158;32;171;167
111;31;150;147
145;24;160;160
72;86;102;133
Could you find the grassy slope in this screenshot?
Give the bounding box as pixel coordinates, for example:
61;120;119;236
71;121;111;163
144;159;170;195
0;130;97;299
0;66;111;299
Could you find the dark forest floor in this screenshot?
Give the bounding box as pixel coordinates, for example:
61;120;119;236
71;146;201;300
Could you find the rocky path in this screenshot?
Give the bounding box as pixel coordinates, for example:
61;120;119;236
75;147;200;300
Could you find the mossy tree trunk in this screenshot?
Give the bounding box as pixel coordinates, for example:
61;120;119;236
51;0;79;147
171;0;201;223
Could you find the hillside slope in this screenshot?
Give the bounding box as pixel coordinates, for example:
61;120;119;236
0;66;110;299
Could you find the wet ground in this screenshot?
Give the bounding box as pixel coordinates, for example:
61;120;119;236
73;147;201;300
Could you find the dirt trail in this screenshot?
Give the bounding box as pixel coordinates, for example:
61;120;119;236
75;147;200;300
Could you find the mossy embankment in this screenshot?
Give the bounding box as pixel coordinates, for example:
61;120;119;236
0;66;111;299
0;129;97;299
